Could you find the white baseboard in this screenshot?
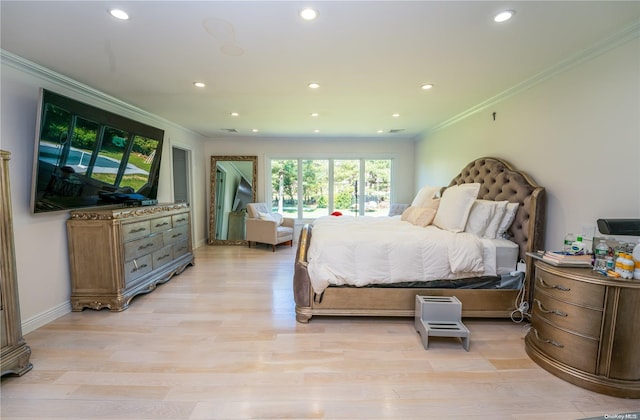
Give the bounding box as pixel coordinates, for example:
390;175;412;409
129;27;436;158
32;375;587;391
22;301;71;335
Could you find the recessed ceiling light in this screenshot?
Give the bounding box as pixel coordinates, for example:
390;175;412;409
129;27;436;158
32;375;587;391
311;112;319;117
193;82;206;88
252;129;259;133
230;112;239;117
308;82;320;89
377;130;384;134
300;8;319;21
494;10;515;23
392;113;400;118
421;84;434;90
314;129;320;133
109;9;129;20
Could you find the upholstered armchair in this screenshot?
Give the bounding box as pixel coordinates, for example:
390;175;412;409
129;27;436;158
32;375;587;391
388;203;410;217
245;203;295;251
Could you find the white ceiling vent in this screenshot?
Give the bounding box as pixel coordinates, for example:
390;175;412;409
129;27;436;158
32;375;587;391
221;128;239;133
389;129;405;134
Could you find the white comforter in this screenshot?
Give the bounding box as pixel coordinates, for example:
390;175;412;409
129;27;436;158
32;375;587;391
307;215;497;294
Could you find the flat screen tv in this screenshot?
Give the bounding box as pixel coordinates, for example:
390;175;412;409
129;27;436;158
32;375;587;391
31;89;164;213
232;176;253;212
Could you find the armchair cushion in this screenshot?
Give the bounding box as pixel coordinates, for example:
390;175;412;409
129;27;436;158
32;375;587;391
388;203;410;217
258;211;283;225
247;203;270;219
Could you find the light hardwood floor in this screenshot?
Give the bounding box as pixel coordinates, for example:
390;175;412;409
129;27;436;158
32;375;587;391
2;244;638;419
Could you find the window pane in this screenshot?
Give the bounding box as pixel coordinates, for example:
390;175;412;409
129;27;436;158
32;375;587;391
37;103;71;186
364;159;391;216
93;126;129;186
121;135;160;192
271;159;298;216
333;159;360;215
68;117;99;176
302;160;329;218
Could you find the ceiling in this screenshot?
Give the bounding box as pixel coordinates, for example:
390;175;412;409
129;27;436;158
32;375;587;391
2;1;640;140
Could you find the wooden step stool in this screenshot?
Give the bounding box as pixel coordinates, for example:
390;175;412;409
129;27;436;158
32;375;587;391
415;295;470;351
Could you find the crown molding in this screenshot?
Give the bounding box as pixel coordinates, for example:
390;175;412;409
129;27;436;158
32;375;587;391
430;20;640;134
0;49;201;137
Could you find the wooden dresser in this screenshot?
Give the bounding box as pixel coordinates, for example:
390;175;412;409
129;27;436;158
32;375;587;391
525;260;640;398
67;203;194;311
1;150;32;376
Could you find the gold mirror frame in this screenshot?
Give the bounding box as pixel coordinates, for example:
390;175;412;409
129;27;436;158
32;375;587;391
208;156;257;245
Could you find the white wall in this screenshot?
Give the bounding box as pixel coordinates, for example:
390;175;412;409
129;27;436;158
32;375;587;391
1;54;207;332
203;137;417;233
415;37;640;251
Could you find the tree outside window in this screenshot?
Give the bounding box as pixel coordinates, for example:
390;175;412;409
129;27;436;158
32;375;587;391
270;158;392;219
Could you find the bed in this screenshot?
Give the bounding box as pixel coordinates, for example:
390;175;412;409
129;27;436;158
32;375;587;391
293;157;546;323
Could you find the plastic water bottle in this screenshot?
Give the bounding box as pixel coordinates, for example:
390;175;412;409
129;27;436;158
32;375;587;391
564;233;576;252
606;256;614;270
593;240;609;271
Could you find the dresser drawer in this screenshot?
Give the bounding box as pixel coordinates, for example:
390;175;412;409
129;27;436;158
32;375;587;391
173;240;190;259
172;213;189;227
535;268;605;308
532;293;603;339
124;233;163;261
124;254;153;285
122;220;151;241
529;321;598;373
152;245;173;270
163;225;188;246
150;216;172;233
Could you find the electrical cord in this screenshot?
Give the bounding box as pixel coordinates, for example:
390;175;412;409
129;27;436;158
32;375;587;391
510;274;530;323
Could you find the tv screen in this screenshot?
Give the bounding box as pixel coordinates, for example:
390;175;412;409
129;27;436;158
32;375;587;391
31;89;164;213
232;176;253;212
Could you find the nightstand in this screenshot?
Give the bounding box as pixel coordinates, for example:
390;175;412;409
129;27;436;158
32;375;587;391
525;259;640;398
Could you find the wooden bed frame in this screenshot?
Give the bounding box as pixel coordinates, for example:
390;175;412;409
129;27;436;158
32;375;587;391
293;157;546;323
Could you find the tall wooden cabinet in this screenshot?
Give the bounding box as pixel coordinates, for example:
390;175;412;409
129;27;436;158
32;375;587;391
1;150;32;377
67;203;194;311
525;260;640;398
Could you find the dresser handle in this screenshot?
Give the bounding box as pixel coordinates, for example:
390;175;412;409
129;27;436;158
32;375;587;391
172;233;182;238
533;299;568;317
155;222;169;228
532;328;564;348
175;217;186;223
131;260;148;273
158;253;170;260
537;278;570;292
129;227;147;234
138;242;154;250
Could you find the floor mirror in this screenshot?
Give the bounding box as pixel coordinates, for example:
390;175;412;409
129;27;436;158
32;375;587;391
209;156;256;245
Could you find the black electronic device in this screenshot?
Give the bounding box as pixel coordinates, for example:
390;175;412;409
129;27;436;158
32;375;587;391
99;192;157;207
31;88;164;214
596;219;640;236
231;176;253;212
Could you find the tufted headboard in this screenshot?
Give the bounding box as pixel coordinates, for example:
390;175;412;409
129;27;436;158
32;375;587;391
447;157;546;263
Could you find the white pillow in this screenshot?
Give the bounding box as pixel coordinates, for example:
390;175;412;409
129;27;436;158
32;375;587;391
433;183;480;233
259;211;284;226
497;202;519;237
401;206;437;227
411;185;441;209
464;200;498;237
272;212;284;226
482;201;509;239
258;211;275;222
